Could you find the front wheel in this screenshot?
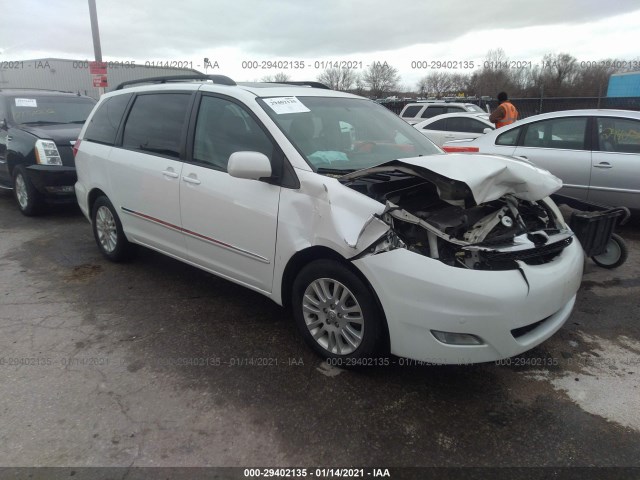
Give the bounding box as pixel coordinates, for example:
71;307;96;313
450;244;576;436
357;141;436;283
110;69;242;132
292;259;385;360
592;233;628;269
13;166;42;216
91;196;134;262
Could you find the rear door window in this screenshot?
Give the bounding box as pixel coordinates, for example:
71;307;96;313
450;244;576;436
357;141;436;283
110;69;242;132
596;117;640;154
421;106;445;118
122;93;192;159
426;119;447;131
401;105;422;118
447;117;474;132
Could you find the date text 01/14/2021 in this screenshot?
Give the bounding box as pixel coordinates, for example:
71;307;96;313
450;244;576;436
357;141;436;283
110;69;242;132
243;468;391;477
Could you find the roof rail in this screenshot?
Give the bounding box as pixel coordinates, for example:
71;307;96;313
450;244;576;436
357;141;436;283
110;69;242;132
271;81;331;90
115;74;236;90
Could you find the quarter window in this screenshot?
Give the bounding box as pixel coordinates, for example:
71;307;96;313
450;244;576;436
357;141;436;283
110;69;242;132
122;93;191;159
596;117;640;154
193;96;274;171
496;126;521;146
84;93;132;145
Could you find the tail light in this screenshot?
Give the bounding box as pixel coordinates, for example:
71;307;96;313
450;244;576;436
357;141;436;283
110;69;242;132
442;146;480;153
72;139;81;157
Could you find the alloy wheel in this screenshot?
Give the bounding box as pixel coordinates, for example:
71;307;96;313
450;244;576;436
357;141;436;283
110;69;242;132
302;278;364;355
95;206;118;253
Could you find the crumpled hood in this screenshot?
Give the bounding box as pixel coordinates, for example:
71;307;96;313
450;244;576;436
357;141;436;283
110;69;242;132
340;154;563;206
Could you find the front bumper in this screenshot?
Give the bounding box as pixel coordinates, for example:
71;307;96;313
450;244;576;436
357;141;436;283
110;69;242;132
26;165;77;201
353;239;584;364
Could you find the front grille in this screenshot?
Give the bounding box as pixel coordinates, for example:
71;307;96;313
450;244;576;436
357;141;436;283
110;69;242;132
57;145;75;167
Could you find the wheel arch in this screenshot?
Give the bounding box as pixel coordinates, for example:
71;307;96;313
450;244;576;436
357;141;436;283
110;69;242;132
87;188;108;219
281;246;390;352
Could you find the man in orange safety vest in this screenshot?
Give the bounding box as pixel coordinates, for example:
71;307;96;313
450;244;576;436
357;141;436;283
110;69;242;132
489;91;519;128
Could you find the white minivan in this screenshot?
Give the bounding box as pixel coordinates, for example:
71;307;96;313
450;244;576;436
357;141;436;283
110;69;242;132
74;75;583;365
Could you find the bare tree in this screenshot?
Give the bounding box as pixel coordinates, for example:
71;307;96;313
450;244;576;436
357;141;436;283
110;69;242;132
362;62;400;98
417;71;454;98
261;72;291;82
576;58;620;96
317;68;358;91
537;53;579;96
353;76;367;96
471;48;514;97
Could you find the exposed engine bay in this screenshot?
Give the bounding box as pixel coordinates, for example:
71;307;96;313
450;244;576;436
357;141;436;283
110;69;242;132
340;165;574;271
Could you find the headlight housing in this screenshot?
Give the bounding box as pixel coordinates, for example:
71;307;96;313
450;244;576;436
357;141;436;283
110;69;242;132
34;139;62;166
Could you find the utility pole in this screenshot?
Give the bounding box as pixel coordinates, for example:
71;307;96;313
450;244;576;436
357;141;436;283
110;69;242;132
88;0;105;96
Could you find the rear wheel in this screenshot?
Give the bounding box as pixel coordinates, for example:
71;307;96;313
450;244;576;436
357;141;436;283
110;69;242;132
592;233;628;269
91;196;134;262
13;166;42;216
292;259;385;361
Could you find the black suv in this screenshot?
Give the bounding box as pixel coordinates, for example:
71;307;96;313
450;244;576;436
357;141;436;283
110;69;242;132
0;89;96;215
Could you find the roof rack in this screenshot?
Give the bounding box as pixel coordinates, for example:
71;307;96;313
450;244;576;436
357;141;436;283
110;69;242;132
271;81;331;90
115;74;236;90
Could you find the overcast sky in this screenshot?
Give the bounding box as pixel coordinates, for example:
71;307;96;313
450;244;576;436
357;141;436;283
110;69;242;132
1;0;639;88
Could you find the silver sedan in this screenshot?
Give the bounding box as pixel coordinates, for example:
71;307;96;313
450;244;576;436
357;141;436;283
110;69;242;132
443;109;640;210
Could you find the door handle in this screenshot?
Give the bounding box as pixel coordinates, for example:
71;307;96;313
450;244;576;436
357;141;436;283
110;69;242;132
594;162;612;169
182;175;201;185
162;169;179;178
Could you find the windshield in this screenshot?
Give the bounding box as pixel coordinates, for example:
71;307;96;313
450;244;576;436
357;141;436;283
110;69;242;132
466;104;485;113
259;96;442;172
9;96;96;125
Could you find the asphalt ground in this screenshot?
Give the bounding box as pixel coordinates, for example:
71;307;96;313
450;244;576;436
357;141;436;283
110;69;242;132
0;191;639;476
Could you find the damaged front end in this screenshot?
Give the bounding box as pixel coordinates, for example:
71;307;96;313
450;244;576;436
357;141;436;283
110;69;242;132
340;156;574;271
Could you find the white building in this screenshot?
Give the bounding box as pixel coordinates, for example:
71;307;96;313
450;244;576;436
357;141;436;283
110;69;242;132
0;58;203;99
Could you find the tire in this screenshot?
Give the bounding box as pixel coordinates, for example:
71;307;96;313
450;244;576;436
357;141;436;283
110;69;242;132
592;233;628;269
91;196;134;262
292;259;385;360
12;166;42;216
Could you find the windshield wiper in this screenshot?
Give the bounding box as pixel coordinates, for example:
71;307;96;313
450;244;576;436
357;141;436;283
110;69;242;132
316;167;356;176
67;120;87;124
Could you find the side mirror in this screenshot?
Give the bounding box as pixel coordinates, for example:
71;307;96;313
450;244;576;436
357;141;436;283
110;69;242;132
228;151;272;180
0;119;7;130
483;127;493;134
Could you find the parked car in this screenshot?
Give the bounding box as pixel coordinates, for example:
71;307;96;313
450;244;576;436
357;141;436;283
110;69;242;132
442;109;640;211
0;89;96;215
74;75;583;364
413;113;494;146
399;102;488;125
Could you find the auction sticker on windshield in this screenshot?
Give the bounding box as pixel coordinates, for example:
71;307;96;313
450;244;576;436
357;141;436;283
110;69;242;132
15;98;38;107
264;96;310;114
